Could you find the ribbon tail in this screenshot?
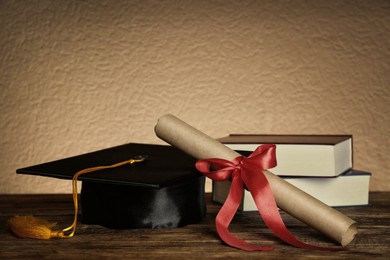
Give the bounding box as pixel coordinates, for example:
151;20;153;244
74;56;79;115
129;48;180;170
215;174;274;251
243;166;338;251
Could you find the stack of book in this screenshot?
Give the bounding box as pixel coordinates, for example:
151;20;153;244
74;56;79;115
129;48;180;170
213;134;371;211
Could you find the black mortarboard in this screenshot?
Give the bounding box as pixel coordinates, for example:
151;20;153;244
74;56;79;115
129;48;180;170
14;143;206;233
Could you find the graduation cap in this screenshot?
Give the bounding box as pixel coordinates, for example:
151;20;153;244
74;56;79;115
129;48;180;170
9;143;206;239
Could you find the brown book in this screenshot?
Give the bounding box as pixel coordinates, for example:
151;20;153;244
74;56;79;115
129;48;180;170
218;134;353;177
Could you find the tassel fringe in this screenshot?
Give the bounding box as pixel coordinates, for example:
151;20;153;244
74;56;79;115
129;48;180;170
8;215;58;240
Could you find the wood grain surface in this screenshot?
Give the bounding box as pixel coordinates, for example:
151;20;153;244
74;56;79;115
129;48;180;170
0;193;389;259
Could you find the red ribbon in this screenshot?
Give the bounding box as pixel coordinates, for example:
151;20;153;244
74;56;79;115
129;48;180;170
196;144;335;251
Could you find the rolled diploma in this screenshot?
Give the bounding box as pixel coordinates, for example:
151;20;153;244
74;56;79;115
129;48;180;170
155;114;357;246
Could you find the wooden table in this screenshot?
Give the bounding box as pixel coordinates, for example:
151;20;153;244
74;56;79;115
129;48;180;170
0;192;389;259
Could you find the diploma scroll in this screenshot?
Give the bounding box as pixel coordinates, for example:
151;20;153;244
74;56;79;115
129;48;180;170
155;114;357;246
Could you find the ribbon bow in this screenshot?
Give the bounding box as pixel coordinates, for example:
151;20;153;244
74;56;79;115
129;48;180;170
196;144;332;251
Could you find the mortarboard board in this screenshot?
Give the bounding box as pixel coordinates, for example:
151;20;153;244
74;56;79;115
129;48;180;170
10;143;206;238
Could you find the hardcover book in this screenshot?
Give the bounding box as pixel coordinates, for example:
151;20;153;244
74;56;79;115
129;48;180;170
213;169;370;210
218;134;353;177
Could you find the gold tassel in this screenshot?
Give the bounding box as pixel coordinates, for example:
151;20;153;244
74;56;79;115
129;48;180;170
8;215;57;240
8;156;147;239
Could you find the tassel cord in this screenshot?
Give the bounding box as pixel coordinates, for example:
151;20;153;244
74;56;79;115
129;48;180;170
57;158;145;238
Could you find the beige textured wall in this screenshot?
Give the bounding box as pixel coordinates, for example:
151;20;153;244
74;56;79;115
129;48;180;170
1;0;389;194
